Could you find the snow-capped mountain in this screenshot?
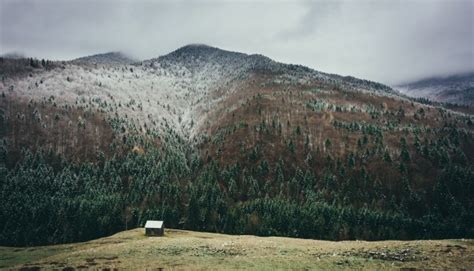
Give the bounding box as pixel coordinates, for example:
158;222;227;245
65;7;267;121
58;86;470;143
395;73;474;106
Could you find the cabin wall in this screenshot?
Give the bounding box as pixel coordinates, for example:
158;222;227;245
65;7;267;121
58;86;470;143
145;228;164;236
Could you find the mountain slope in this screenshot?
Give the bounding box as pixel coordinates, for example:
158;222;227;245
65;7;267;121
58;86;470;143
0;44;473;246
2;228;473;270
395;72;474;106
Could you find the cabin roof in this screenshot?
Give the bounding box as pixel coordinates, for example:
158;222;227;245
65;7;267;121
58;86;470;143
145;220;163;229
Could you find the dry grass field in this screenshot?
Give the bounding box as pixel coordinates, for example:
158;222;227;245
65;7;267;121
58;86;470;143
1;228;472;270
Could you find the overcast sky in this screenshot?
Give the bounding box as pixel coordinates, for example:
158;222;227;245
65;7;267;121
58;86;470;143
1;0;473;85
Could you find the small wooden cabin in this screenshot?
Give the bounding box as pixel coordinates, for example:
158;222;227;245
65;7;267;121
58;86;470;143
145;220;164;236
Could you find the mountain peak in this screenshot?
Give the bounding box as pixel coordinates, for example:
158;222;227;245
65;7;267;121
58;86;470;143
180;43;214;49
162;44;242;59
147;44;256;73
74;51;136;65
141;44;394;95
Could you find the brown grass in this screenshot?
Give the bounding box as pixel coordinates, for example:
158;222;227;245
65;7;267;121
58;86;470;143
1;228;472;270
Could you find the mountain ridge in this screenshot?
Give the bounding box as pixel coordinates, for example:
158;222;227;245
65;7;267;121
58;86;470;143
145;44;395;96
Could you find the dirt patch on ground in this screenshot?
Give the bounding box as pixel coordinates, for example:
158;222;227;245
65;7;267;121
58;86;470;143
337;247;427;262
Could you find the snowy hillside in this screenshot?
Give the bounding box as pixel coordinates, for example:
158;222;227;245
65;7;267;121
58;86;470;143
1;44;398;141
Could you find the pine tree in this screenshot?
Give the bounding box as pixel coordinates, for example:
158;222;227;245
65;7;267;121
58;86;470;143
383;149;392;163
325;138;332;149
399;162;407;174
288;140;295;154
400;137;411;162
228;178;237;199
295;125;301;135
348;152;355;168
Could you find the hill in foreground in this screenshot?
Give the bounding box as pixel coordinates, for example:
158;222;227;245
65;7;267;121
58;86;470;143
1;228;473;270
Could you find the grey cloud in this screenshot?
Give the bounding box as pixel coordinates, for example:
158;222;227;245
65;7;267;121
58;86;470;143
277;0;342;39
1;0;473;85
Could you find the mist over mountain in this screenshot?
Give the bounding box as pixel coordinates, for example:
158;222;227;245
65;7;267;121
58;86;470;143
0;52;27;59
2;1;472;85
395;72;474;106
